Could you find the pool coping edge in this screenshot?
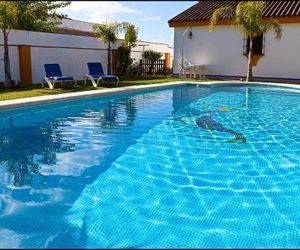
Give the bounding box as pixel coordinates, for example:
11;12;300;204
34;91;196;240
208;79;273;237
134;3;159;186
0;80;299;110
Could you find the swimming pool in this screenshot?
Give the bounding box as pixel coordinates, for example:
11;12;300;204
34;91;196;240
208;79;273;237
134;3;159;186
0;83;300;248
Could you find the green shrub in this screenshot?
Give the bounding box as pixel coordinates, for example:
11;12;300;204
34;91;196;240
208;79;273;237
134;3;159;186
116;46;133;75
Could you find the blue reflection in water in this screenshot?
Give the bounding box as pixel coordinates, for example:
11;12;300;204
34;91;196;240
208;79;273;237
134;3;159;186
0;85;212;248
1;84;300;248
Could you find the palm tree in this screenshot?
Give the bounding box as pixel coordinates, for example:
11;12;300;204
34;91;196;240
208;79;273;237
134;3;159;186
116;24;138;75
93;22;128;75
123;24;138;49
209;1;282;82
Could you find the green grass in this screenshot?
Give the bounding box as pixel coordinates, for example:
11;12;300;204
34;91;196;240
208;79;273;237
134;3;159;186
0;76;213;101
118;75;211;86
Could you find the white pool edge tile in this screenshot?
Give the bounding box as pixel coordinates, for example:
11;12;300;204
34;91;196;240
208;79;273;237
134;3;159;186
0;80;299;110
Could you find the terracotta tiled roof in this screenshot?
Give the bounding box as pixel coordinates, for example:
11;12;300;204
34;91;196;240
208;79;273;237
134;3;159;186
169;1;300;26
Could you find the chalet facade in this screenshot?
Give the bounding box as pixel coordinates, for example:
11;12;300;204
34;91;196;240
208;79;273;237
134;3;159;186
169;1;300;81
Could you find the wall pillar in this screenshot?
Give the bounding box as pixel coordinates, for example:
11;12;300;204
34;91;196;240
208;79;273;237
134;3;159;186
165;52;171;69
18;45;32;85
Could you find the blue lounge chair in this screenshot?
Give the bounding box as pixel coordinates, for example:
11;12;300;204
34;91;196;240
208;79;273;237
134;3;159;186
84;62;119;87
42;64;77;89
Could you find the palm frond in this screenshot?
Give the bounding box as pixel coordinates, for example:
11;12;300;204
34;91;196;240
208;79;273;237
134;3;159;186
92;22;121;44
262;19;282;40
235;1;266;38
120;22;130;31
209;6;235;32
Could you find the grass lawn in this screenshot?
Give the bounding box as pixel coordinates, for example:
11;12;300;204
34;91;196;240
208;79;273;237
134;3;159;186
0;76;213;101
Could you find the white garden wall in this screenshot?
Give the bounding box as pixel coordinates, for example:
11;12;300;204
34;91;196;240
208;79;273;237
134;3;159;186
0;29;173;84
31;47;108;83
173;23;300;80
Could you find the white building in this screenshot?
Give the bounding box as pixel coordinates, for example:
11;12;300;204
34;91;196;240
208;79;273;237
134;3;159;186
0;18;173;84
169;1;300;82
58;18;174;63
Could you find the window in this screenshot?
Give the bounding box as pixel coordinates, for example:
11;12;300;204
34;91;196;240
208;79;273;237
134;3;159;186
243;33;265;56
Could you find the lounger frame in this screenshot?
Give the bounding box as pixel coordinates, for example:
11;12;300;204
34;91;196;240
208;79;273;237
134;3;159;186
42;76;77;89
83;74;119;87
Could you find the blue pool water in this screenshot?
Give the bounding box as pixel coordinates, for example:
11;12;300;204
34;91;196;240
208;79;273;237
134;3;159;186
0;84;300;248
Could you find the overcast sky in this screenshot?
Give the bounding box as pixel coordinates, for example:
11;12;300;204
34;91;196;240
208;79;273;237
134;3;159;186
60;1;197;46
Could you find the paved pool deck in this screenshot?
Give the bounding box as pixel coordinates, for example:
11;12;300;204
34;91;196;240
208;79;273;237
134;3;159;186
0;80;299;110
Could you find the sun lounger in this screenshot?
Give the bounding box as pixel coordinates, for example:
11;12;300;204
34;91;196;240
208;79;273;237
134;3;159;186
42;64;77;89
83;62;119;87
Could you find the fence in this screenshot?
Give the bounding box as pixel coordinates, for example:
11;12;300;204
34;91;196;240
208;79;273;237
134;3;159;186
139;59;166;76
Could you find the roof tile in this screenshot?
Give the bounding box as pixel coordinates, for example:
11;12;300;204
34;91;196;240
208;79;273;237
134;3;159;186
169;1;300;24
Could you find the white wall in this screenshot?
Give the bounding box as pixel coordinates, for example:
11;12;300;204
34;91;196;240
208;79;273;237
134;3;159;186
31;48;108;83
0;30;110;83
6;29;107;48
253;23;300;79
0;29;173;84
0;46;20;82
173;24;300;79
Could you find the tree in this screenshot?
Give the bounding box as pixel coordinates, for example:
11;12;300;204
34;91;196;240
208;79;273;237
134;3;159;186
93;22;128;75
123;24;138;49
116;24;138;75
0;117;74;187
209;1;282;82
116;46;133;76
16;1;69;32
142;49;163;74
0;1;70;84
0;2;16;84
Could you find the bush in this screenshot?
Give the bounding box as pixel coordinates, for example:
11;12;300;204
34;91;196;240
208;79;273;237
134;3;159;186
142;50;163;61
116;46;133;76
127;62;141;76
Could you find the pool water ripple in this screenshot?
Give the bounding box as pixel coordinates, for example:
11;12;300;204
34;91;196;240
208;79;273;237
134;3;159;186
1;84;300;248
61;85;300;248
